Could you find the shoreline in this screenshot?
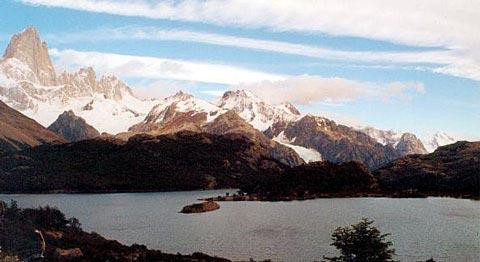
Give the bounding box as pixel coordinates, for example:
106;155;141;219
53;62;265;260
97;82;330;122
1;189;477;200
199;191;480;201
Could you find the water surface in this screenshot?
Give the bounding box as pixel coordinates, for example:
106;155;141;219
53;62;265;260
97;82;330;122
1;190;478;261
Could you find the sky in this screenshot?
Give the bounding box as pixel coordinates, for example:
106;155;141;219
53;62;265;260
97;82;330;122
1;0;479;140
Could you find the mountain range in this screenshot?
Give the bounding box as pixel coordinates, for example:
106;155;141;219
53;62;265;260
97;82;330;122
0;27;462;168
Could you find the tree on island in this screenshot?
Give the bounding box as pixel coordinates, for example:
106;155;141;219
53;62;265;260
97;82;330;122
324;218;396;262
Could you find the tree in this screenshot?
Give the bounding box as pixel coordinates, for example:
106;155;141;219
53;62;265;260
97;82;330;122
324;218;396;262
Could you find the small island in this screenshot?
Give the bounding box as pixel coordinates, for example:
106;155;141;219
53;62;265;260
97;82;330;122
180;201;220;214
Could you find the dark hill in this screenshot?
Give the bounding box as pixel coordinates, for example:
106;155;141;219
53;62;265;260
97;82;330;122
374;141;480;195
0;131;285;193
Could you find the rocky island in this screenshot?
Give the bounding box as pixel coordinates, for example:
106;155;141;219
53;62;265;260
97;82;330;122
180;201;220;214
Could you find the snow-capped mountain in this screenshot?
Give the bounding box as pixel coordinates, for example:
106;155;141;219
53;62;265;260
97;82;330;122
423;132;457;152
359;126;427;155
217;90;301;131
265;115;400;169
0;27;157;134
360;127;403;146
129;90;225;133
0;26;457;166
129;90;319;164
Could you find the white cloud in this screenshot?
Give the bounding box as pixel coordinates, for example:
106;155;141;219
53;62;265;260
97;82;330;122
49;48;285;85
48;48;423;105
45;25;480;81
233;75;425;105
132;79;196;100
20;0;479;46
21;1;480;80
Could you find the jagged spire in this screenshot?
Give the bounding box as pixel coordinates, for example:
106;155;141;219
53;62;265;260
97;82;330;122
3;26;56;85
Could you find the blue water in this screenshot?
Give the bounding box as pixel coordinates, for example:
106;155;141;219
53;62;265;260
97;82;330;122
1;190;479;261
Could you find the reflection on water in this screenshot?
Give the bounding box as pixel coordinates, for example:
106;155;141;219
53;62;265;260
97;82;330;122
1;190;479;261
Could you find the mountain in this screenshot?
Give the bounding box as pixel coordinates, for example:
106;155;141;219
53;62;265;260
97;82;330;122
48;110;100;142
0;99;65;154
359;127;402;146
203;110;304;166
395;133;428;155
2;27;56;86
0;27;448;166
129;93;304;166
129;91;225;133
265;115;400;169
217;90;300;131
422;132;457;152
0;131;291;193
359;127;427;155
0;26;157;134
375;141;480;195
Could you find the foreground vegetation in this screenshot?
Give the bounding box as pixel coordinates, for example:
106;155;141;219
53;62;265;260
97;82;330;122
0;200;229;262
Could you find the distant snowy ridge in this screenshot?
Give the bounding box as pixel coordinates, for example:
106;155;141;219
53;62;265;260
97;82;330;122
422;132;457;152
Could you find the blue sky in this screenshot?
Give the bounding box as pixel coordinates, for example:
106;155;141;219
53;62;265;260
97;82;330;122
1;0;479;140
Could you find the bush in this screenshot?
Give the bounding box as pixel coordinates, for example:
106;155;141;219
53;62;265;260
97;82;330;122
324;218;396;262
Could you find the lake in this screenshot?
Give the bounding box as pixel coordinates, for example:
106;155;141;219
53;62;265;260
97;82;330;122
1;190;479;261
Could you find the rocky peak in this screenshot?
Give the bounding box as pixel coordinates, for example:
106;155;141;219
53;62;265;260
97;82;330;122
129;92;222;133
48;110;100;142
359;126;428;155
168;90;194;101
97;73;133;100
57;67;97;91
2;26;56;85
280;102;301;116
360;126;401;146
395;133;428;155
56;68;134;101
218;89;300;131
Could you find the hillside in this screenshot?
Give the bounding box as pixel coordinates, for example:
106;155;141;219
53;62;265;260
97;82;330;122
0;131;286;193
0;100;65;154
375;141;480;195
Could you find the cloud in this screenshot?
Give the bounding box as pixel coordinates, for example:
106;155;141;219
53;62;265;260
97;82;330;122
21;1;480;76
49;48;284;85
45;26;480;81
20;0;478;46
48;48;423;105
232;75;425;105
132;79;196;100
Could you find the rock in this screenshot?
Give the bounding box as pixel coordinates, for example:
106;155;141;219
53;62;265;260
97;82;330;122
395;133;427;155
180;201;220;214
2;26;57;86
53;248;83;261
48;110;100;142
45;231;63;240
